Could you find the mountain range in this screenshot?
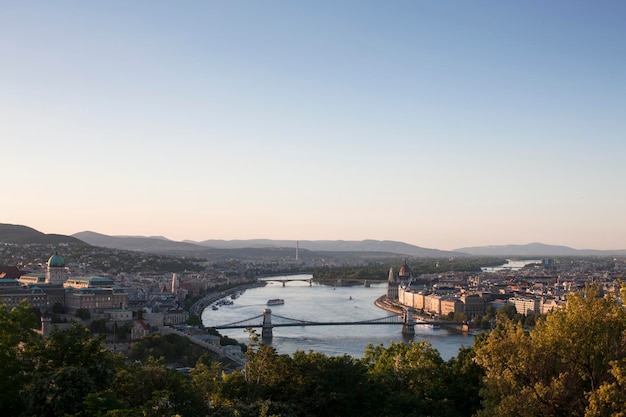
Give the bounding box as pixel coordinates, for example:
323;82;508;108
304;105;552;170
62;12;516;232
1;223;625;258
454;242;626;257
72;231;460;258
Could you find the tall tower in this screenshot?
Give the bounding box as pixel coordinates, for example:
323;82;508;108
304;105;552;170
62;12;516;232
387;267;398;301
46;252;68;284
296;241;299;261
171;273;178;294
262;308;273;339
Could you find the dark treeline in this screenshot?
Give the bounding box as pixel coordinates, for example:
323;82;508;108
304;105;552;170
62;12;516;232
313;257;506;281
3;284;626;416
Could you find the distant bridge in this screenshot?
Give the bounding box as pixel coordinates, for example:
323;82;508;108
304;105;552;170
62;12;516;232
210;308;446;338
258;273;314;286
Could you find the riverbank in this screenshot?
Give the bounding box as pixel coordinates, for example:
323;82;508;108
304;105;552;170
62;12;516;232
374;295;474;334
374;295;403;314
188;281;267;316
203;278;473;360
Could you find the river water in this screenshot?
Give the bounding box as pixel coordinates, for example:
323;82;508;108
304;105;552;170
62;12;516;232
481;259;542;272
201;275;474;360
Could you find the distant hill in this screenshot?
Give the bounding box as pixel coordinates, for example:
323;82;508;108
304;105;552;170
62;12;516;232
187;238;462;258
0;223;85;245
454;242;626;257
73;231;209;253
75;232;461;258
13;226;626;258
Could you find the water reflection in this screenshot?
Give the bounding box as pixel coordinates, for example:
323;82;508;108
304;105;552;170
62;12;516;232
202;277;474;360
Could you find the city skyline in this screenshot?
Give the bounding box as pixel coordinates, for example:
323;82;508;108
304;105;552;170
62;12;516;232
3;2;626;251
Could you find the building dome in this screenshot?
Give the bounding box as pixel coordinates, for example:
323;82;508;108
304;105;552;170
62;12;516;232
398;260;411;278
47;252;65;268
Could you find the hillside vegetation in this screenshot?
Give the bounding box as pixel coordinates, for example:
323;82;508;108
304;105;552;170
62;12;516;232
3;285;626;416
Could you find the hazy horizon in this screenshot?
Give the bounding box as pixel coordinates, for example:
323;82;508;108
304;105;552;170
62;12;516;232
15;226;624;252
3;2;625;251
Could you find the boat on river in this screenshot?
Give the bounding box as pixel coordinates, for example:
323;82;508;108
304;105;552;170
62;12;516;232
417;322;440;330
267;299;285;306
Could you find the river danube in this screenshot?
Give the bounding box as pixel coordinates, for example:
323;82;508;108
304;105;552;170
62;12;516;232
201;275;474;360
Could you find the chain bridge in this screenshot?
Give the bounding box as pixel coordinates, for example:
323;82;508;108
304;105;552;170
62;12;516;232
210;308;441;339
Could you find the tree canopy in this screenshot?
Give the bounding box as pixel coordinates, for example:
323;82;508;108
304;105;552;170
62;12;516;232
474;286;626;417
3;284;626;416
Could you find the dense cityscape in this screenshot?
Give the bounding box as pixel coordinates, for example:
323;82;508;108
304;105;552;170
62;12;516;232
3;234;626;415
4;1;624;415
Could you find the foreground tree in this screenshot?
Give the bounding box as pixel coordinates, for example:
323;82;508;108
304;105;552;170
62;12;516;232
191;354;226;409
362;340;456;416
0;302;40;415
286;351;378;417
445;344;485;416
25;324;122;416
581;284;626;417
585;357;626;417
475;286;626;417
107;358;207;416
129;333;206;366
206;330;383;416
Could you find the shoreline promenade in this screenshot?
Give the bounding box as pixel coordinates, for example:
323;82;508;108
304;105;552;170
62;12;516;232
189;281;266;316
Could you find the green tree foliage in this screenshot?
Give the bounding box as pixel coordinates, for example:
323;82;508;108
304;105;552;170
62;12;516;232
445;345;485;415
286;351;377;417
210;330;383;416
242;333;292;401
90;318;109;334
75;307;91;320
0;301;40;415
28;365;101;416
312;257;505;281
585;357;626;417
51;302;65;314
495;305;517;321
475;285;626;417
313;265;390;281
583;282;626;416
113;322;133;340
129;333;206;367
189;336;293;415
362;341;457;416
191;356;227;408
8;283;626;416
105;358;206;416
25;324;121;416
187;312;202;326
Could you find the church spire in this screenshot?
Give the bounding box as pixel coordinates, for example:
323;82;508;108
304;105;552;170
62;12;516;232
387;267;399;301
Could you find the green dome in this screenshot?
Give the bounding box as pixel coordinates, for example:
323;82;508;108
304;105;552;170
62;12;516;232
48;252;65;268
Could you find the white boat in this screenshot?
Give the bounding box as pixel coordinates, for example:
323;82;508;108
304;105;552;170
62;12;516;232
417;322;440;330
267;299;285;306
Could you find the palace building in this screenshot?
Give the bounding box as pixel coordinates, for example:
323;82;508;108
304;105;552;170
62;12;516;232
1;251;129;314
46;252;69;284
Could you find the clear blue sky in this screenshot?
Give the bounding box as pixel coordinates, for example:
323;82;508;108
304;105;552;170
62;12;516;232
2;1;625;250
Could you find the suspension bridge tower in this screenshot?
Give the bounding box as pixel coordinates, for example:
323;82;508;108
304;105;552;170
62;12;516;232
402;306;415;335
262;308;273;339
